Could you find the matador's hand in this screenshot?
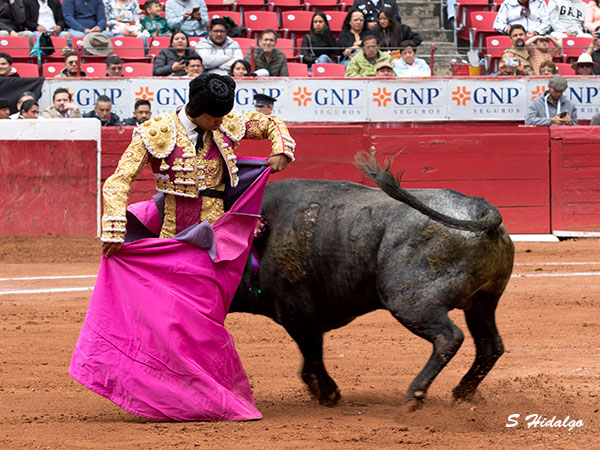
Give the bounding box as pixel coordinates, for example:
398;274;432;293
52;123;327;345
268;154;289;173
102;242;122;258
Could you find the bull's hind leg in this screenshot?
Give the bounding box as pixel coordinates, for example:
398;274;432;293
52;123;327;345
284;326;341;406
391;308;464;405
452;291;504;401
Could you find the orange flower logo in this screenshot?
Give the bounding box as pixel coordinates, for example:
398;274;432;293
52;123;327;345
372;87;392;107
292;87;312;107
451;86;472;106
135;86;154;102
530;85;544;100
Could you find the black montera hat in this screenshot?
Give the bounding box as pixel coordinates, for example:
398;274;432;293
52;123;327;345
187;73;236;118
0;97;9;109
254;93;276;107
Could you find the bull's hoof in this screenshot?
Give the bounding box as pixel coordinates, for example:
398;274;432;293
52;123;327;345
452;385;475;401
318;388;341;407
402;397;424;413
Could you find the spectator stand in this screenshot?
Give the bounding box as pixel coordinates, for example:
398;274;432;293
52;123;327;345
208;10;243;25
82;63;107;77
205;0;235;11
280;10;313;40
148;36;171;58
554;63;576;76
123;63;154;77
312;62;345;76
323;10;346;37
287;61;309;75
272;0;309;15
234;37;258;54
234;0;274;14
42;62;65;77
305;0;346;12
483;35;511;73
562;37;592;63
244;11;280;38
453;0;495;51
468;10;498;54
111;37;151;63
11;63;40;77
0;36;33;63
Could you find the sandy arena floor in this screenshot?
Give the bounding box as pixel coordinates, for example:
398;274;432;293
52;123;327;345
0;237;598;449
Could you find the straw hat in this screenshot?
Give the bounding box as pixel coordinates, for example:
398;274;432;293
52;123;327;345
82;32;113;56
571;52;599;71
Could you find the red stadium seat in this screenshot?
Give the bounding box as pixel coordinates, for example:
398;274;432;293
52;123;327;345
209;10;243;25
0;36;32;62
305;0;346;12
11;63;39;77
234;37;257;54
71;36;85;50
188;36;203;47
42;62;65;77
280;10;313;39
205;0;235;11
82;63;106;77
469;11;498;53
111;37;149;62
455;0;494;41
235;0;274;14
561;36;592;63
123;63;154;77
555;62;576;76
287;61;310;76
483;35;512;73
276;37;296;59
311;62;346;76
244;11;279;38
272;0;308;15
148;36;170;58
323;10;346;33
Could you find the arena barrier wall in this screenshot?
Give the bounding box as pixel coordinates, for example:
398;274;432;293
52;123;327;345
0;119;101;238
39;77;600;122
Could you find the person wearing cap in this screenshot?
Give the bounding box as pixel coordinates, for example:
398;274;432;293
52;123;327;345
62;0;108;38
345;33;393;77
526;34;561;75
254;93;276;115
393;39;431;77
0;98;10;119
375;61;394;77
571;52;599;74
525;74;578;126
55;50;86;77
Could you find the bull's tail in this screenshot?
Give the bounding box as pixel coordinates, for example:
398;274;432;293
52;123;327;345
355;151;503;232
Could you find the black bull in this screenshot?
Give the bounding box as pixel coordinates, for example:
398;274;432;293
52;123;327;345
230;154;515;407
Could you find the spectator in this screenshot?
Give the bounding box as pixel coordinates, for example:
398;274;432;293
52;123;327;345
585;25;600;73
493;0;551;35
41;87;83;118
571;52;598;74
525;74;577;125
104;0;142;37
62;0;108;37
244;29;288;76
19;99;39;118
375;60;394;77
0;52;18;77
23;0;71;38
503;24;534;74
0;98;9;119
9;91;35;119
56;50;86;77
375;7;422;54
0;0;33;39
122;98;151;125
548;0;591;41
105;54;123;77
141;0;170;36
352;0;401;31
491;51;526;75
195;18;242;75
229;58;250;77
165;0;208;37
393;39;431;77
345;33;393;77
585;0;600;33
539;59;558;74
84;94;122;126
338;9;368;66
184;53;203;77
299;12;339;67
153;30;199;76
254;93;275;115
526;34;561;75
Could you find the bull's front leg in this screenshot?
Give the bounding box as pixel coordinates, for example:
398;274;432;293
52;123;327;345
285;325;341;406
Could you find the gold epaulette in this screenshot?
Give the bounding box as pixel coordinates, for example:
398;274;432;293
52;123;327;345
134;113;178;159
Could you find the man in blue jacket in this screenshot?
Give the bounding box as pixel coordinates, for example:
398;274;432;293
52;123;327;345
62;0;108;38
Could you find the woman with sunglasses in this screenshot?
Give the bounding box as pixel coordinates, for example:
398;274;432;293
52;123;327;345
338;8;368;65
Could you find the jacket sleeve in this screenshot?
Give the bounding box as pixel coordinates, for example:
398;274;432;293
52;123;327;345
276;51;288;76
153;49;174;76
101;133;150;242
570;105;578;125
198;0;208;28
196;40;233;69
242;111;296;162
401;24;423;47
547;0;565;33
23;0;38;31
493;3;509;34
534;1;551;35
525;100;551;126
165;1;184;30
10;0;27;27
51;0;66;29
62;0;85;31
298;35;316;65
95;0;106;29
344;54;361;77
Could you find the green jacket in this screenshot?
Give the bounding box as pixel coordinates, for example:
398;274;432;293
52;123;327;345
345;50;393;77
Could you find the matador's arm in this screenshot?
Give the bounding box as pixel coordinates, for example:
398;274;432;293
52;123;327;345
101;134;150;243
242;111;296;162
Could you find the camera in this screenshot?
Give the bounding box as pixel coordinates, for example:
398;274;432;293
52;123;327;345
503;57;519;67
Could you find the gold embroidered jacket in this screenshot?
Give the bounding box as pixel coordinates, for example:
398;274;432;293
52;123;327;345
101;110;296;242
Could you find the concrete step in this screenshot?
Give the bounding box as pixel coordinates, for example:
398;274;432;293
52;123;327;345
402;16;441;30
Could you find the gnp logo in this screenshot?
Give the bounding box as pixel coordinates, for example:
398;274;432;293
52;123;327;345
135;86;155;102
74;88;123;106
451;85;520;106
292;86;360;107
372;87;440;107
135;87;188;106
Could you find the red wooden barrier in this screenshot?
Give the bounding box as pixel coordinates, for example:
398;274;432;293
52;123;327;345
550;127;600;233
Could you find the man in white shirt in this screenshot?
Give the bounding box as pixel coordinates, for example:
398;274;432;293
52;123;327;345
547;0;591;41
493;0;551;35
23;0;71;38
195;18;242;75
